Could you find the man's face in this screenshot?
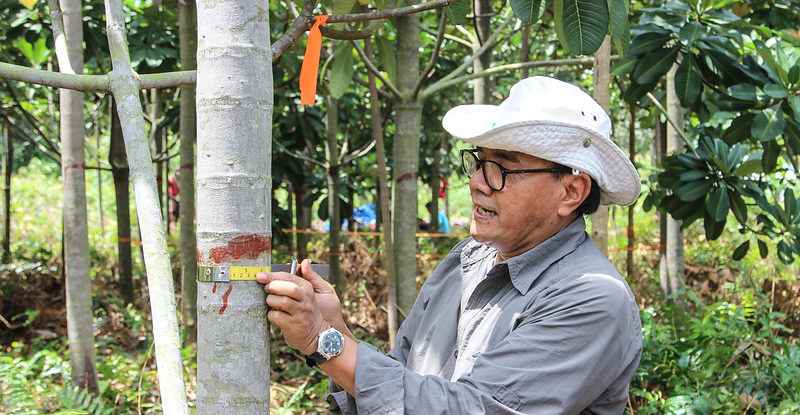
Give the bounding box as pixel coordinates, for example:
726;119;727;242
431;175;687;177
468;148;572;259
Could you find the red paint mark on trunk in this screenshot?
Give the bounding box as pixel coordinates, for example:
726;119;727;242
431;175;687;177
212;282;218;293
207;234;271;263
395;172;418;184
63;163;86;174
219;284;233;314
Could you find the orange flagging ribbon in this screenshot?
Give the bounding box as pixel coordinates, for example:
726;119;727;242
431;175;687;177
299;15;329;106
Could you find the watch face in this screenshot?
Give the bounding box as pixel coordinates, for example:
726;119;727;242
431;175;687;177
320;330;344;356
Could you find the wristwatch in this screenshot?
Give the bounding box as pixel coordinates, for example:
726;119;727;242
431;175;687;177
305;327;345;367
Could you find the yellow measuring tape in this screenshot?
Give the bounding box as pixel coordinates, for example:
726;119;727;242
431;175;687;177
198;266;271;282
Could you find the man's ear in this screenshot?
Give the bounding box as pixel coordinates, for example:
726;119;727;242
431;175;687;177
557;173;591;217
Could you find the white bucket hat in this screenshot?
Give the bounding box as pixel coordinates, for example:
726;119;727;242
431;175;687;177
442;76;641;206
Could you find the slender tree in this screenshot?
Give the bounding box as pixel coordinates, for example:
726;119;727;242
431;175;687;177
109;102;134;304
178;0;198;344
326;95;342;290
590;35;611;256
53;0;99;393
1;123;10;263
662;62;685;306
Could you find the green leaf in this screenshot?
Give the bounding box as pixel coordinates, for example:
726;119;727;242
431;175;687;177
729;190;747;224
678;179;713;202
679;170;707;181
722;113;755;145
633;45;680;84
732;240;749;260
727;83;762;102
757;239;768;258
446;0;471;25
732;158;763;176
751;106;786;142
611;56;637;76
376;35;396;85
707;185;730;222
762;139;779;173
764;83;789;99
785;119;800;154
703;211;725;240
510;0;546;24
677;153;707;170
332;0;358;30
554;0;610;55
777;241;795;264
675;54;702;108
789;65;799;84
726;144;747;169
627;32;670;56
679;22;705;46
608;0;629;43
329;42;354;99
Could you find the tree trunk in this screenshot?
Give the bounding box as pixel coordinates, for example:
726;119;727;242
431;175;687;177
110;101;134;305
663;63;686;305
178;0;198;345
430;149;440;234
151;89;165;220
626;103;636;279
58;0;98;394
366;40;397;343
105;0;188;411
520;25;531;79
472;0;492;104
590;36;611;256
294;184;311;258
394;8;422;318
326;95;342;291
1;123;11;263
195;0;272;410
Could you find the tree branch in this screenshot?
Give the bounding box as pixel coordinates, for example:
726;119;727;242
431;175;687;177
140;71;197;89
421;23;471;47
3;80;61;157
0;62;109;92
352;74;392;100
0;110;61;164
645;91;700;158
412;12;448;100
273;138;327;167
352;39;402;99
342;138;376;164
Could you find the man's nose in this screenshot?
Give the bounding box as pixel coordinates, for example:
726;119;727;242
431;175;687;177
468;167;492;195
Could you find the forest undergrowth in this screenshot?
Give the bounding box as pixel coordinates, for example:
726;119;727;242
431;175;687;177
1;227;800;414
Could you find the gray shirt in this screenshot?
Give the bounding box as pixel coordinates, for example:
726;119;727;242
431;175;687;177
329;217;642;414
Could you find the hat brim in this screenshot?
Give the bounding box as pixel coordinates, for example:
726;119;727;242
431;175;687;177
443;105;641;206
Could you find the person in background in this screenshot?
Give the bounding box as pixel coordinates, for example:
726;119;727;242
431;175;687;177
426;201;451;234
257;76;642;414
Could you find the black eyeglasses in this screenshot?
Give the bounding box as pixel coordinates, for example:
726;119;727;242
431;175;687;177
460;148;571;191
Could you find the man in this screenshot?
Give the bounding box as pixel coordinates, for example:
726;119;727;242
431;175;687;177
257;76;642;414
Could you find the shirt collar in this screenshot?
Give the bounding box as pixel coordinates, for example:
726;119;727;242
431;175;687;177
460;216;587;295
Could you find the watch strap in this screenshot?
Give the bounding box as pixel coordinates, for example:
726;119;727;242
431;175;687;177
305;351;327;367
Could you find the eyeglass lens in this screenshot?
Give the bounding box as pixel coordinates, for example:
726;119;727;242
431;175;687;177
462;150;503;190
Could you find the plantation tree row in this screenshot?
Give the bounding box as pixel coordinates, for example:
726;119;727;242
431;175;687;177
2;0;800;412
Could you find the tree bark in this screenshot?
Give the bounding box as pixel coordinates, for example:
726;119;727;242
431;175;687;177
365;40;397;343
105;0;189;412
294;185;311;258
110;101;134;305
178;0;198;345
195;0;272;410
663;63;686;305
590;36;611;256
326;95;342;291
626;103;636;279
394;7;422;318
58;0;99;394
472;0;492;104
1;123;11;263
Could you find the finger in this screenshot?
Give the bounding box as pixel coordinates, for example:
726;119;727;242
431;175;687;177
255;272;269;284
265;280;306;301
298;259;331;291
266;293;301;313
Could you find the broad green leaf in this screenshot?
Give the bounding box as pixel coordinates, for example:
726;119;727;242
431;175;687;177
726;83;762;102
757;239;768;258
722;112;755;145
762;139;779;173
608;0;629;39
732;240;749;260
707;185;730;222
611;56;637;76
764;83;789;99
332;0;358;30
329;42;354;99
675;54;702;108
446;0;471;25
677;153;706;170
755;40;787;85
376;35;396;85
554;0;609;55
13;38;34;65
789;65;799;84
510;0;546;24
627;32;670;56
751;106;785;142
732;158;763;176
633;45;680;84
730;190;747;224
785;188;797;220
679;22;705;46
678;179;713;202
669;197;704;220
777;241;794;264
679;170;707;181
726;143;747;169
785;119;800;154
703;211;725;240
